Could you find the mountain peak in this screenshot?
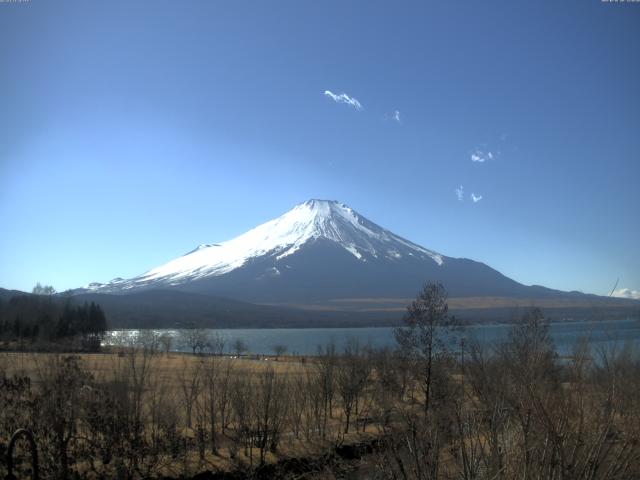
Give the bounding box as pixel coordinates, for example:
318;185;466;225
84;200;444;292
302;198;340;206
298;199;348;217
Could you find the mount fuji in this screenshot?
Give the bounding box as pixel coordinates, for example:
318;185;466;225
82;199;567;304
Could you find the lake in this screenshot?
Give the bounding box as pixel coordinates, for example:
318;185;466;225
105;318;640;357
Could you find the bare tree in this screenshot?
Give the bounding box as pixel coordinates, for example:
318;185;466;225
336;339;371;433
232;338;248;357
370;347;406;427
208;332;226;356
302;367;327;441
272;344;288;361
158;332;173;355
315;342;337;438
34;355;92;479
178;359;202;429
395;282;459;414
287;371;307;440
229;371;251;461
250;366;288;465
181;327;210;355
137;330;160;353
216;357;235;436
193;358;208;463
120;340;160;477
201;353;222;455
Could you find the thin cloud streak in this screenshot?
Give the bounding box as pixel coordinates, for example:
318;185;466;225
455;185;464;202
323;90;363;110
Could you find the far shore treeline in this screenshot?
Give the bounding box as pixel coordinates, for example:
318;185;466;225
0;284;107;351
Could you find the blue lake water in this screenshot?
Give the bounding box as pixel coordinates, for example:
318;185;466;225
105;318;640;357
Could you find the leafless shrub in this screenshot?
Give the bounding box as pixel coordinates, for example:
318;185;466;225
336;339;372;433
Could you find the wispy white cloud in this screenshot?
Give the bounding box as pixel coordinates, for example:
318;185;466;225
612;288;640;300
323;90;363;110
384;110;401;124
471;193;483;203
455;185;464;202
471;150;494;163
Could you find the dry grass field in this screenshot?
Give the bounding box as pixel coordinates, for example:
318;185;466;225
1;350;307;383
0;348;384;478
2;307;640;479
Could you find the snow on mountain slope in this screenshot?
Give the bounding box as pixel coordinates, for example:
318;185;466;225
85;200;444;293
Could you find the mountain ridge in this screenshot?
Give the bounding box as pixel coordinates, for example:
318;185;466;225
75;199;626;309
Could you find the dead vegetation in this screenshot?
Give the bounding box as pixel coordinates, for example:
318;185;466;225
1;284;639;479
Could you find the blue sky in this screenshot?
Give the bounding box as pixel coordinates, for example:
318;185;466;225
1;0;639;297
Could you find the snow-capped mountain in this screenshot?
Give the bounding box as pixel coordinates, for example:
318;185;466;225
83;199;563;303
87;199;443;292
